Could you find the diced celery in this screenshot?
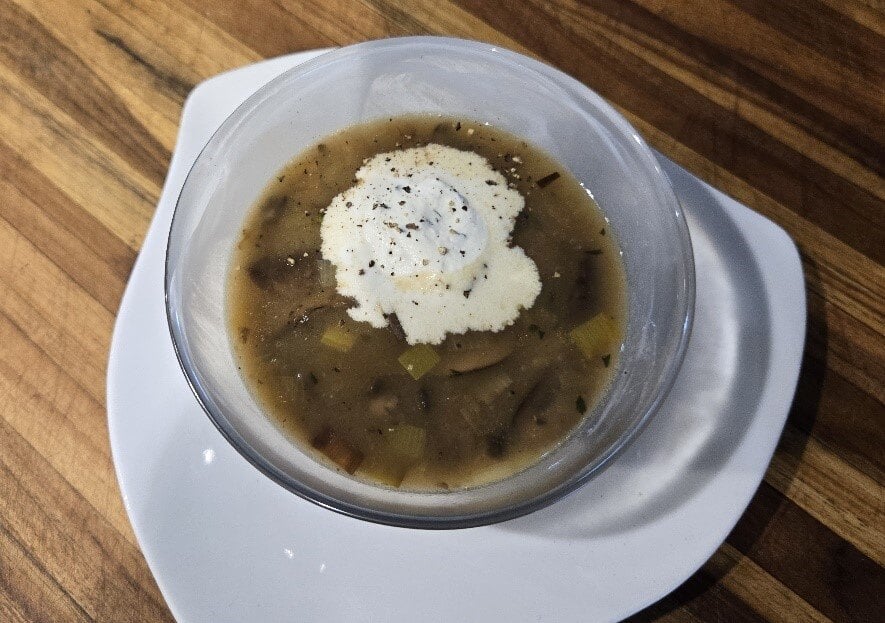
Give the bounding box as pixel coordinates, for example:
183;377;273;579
570;313;617;359
397;344;440;380
321;325;356;352
385;424;426;459
358;424;426;487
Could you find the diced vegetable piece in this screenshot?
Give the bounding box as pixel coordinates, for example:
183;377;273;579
359;424;426;487
386;424;426;458
321;325;356;352
312;427;363;474
398;344;440;380
475;372;513;406
570;313;617;359
446;339;514;374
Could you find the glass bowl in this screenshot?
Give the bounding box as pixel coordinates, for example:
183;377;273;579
165;37;695;529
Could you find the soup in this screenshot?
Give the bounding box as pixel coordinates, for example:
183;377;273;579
228;115;626;490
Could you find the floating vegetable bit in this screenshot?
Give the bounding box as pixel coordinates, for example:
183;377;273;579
570;313;617;359
398;344;440;380
312;427;363;474
321;325;356;352
358;424;426;487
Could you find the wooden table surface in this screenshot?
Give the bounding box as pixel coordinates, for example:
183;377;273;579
0;1;882;621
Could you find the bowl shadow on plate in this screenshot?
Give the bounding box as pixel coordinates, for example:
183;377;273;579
627;254;825;622
499;172;773;540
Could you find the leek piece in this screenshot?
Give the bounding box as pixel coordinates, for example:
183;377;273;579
321;325;356;352
570;313;617;359
359;424;426;487
398;344;440;380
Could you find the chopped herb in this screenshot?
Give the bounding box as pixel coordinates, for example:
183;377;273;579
537;171;561;187
576;396;587;414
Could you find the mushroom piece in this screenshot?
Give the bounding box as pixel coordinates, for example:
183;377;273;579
445;338;515;374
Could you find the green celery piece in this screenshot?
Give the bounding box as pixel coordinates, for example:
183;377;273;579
321;325;356;352
570;313;616;359
398;344;440;380
359;425;426;487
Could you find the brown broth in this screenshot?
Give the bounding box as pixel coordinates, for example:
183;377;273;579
227;115;627;490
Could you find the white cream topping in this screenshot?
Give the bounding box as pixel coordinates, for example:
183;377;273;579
320;144;541;345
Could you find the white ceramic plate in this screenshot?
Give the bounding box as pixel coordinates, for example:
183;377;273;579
107;50;806;623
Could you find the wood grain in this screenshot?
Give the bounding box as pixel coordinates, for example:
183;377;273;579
0;1;881;621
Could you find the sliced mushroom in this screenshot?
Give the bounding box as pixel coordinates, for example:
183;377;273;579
445;339;514;374
514;374;558;421
369;393;399;419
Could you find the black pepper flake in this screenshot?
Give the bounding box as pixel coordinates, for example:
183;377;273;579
405;223;419;230
455;121;461;131
402;186;411;193
277;175;285;183
485;180;498;186
600;228;606;236
576;396;587;414
399;200;406;206
358;269;365;275
461;205;468;211
602;354;611;367
463;289;472;298
368;260;375;267
587;249;604;255
537;171;561;187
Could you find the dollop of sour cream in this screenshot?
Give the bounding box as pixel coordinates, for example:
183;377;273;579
321;144;541;345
